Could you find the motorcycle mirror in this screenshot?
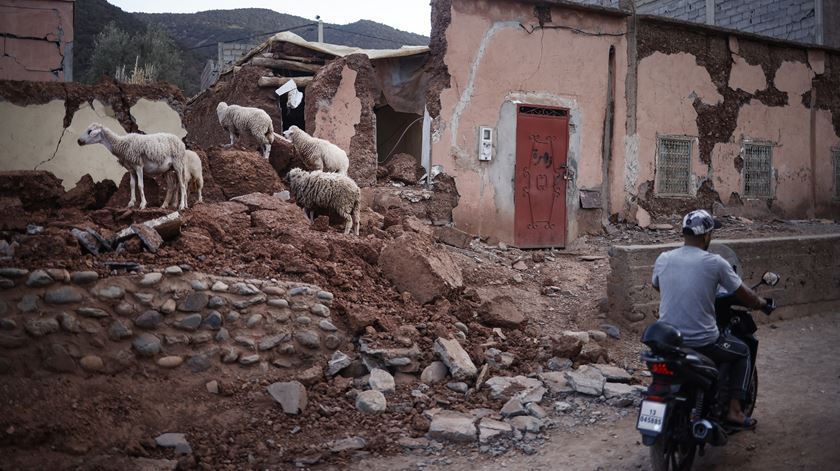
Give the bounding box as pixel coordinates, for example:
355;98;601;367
762;272;780;287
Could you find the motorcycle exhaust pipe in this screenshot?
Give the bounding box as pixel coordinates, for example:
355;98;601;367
691;419;713;441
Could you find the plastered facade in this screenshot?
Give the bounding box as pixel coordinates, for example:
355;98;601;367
431;0;628;245
428;0;840;246
0;98;187;190
0;0;74;82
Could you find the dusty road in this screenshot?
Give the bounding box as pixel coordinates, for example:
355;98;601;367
349;312;840;471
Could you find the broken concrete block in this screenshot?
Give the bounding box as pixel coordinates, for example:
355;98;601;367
267;381;308;415
427;412;477;443
565;365;606;396
478;418;513;443
434;337;477;380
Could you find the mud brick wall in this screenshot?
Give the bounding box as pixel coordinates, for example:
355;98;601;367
0;0;75;82
607;234;840;332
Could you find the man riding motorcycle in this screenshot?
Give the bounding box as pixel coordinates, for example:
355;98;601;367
651;209;770;430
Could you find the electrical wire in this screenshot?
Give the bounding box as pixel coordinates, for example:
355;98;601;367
322;25;413;46
184;22;318;51
379;117;424;164
519;22;625;37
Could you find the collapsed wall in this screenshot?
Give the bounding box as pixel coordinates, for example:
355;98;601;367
0;79;187;191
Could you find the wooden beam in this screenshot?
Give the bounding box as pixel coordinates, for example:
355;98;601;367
249;57;322;74
275;54;326;64
258;76;313;88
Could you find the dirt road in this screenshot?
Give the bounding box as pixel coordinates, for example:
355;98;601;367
350;312;840;471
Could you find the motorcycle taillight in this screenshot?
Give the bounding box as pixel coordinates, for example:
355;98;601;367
644;382;671;402
650;362;675;376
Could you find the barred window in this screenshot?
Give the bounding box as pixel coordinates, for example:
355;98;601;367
743;143;773;198
834;148;840;198
656;137;692;195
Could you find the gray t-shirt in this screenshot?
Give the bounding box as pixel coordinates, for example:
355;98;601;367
651;246;743;347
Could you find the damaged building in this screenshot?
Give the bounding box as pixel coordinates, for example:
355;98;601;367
0;0;74;81
422;0;840;247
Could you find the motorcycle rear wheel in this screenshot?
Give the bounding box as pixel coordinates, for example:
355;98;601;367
650;436;697;471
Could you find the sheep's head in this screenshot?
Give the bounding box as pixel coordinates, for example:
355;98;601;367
286;167;307;190
77;123;105;146
216;102;228;121
282;125;301;141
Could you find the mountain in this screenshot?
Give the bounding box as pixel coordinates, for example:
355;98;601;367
73;3;430;96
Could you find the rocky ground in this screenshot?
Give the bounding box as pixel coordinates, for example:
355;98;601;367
2;157;839;470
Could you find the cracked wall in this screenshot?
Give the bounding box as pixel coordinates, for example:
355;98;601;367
0;0;74;82
430;0;628;245
631;18;840;219
0;80;187;190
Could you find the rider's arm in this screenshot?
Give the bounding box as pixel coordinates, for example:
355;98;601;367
733;284;767;310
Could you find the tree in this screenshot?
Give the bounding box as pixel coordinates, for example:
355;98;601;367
84;22;184;89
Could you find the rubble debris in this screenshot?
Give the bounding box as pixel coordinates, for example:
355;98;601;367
484;376;545;402
380;231;463;304
115;212;183;242
267;381;308;415
355;390;387;414
478;295;526;329
154;433;192;455
434;337;477;380
0;171;64;211
131;224;163;253
385;153;426;185
427;411;477;443
565;365;606;396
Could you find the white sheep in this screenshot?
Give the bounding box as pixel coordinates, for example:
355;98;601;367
77;122;187;210
282;125;350;175
216;102;280;159
162;149;204;209
286;168;360;235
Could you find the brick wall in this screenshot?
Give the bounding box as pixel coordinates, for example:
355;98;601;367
607;234;840;332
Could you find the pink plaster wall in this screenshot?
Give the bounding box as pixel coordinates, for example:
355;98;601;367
433;0;627;245
633;51;839;219
313;65;361;154
0;0;74;82
729;55;766;94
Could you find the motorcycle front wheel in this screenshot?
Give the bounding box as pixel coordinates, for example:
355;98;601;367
650;436;697;471
743;367;758;416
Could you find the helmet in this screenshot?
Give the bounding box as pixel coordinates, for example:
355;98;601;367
641;322;683;351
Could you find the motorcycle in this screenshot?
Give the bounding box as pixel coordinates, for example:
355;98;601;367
636;270;780;471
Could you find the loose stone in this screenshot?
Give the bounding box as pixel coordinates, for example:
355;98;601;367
208;296;226;309
421;361;449;384
267;298;289;308
190;280;208;291
164;266;183;276
267;381;308;414
134;310;163;329
133;333;162;357
211;281;229;292
294;316;311;326
95;285;125;300
239;354;260;365
323;334;341;350
26;269;54;287
44;286;83;304
177;314;203;331
139;272;163;286
446;382;469;394
77;307;109;318
246;314;263;328
206;380;219;394
258;334;289;351
177;293;208;312
154;433;191;454
356;390;387;414
25;318;60;337
70;271;99;285
369;368;396;394
310;303;330;317
316;291;334;303
157;356;184;368
203;311;223;330
186;354;212;373
327;350;351;376
294;330;320;349
80;355;105;372
107;320;133;340
318;319;337;332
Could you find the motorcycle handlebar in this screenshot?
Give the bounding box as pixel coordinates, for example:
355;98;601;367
761;298;776;316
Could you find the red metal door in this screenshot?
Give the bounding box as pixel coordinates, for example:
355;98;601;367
514;105;569;248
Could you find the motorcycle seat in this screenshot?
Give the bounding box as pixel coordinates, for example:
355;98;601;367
681;348;716;368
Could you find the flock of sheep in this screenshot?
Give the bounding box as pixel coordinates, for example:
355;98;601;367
77;102;360;235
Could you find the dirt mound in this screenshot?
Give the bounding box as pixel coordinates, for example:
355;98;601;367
184;66;281;151
205;147;285;199
0;171;64;211
60;174;117;210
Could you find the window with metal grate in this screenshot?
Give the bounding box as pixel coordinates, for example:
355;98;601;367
743;143;773;198
656;137;692;196
834;148;840;199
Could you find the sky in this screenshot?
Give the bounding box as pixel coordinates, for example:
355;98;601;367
109;1;432;36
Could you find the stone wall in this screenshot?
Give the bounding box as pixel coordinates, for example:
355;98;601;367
606;234;840;331
0;267;346;376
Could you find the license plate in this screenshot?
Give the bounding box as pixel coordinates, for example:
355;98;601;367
637;400;667;433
